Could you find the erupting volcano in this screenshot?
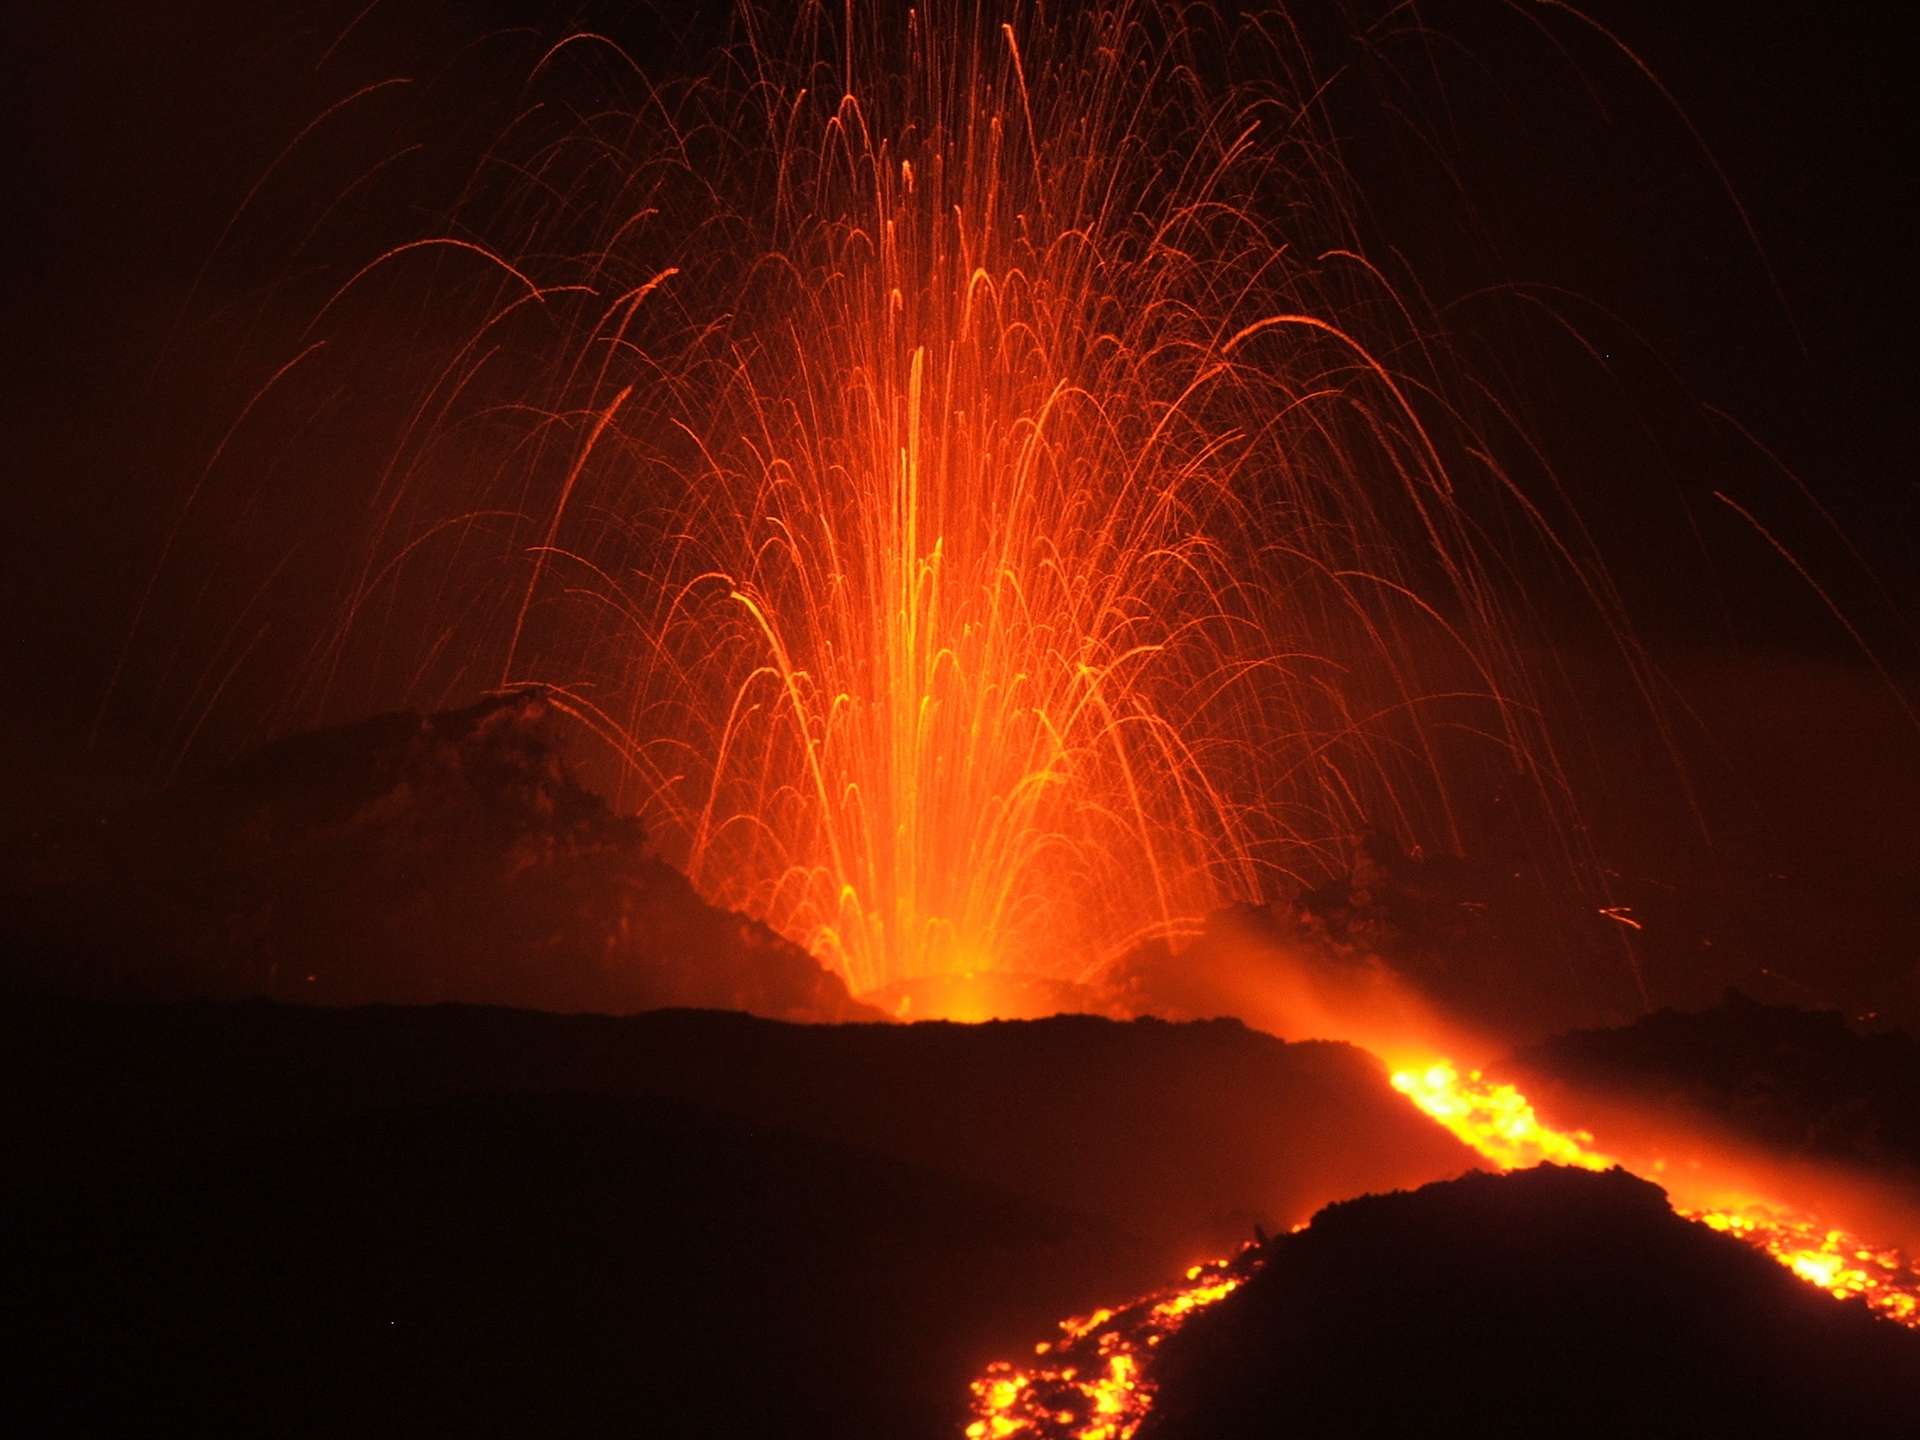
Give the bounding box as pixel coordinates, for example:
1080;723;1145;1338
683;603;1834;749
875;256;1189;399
8;0;1918;1436
115;0;1651;1009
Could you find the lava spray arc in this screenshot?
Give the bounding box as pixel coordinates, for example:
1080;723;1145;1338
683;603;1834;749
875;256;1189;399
187;1;1643;1001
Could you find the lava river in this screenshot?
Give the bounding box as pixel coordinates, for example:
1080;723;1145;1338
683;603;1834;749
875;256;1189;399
964;1058;1920;1439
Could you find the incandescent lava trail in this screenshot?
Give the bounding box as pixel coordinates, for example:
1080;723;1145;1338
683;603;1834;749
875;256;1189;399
965;1057;1920;1440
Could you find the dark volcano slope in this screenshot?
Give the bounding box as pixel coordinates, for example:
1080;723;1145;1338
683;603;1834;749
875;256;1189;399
2;999;1471;1437
4;999;1470;1269
1511;990;1920;1177
2;689;876;1022
1142;1165;1920;1440
7;1090;1134;1439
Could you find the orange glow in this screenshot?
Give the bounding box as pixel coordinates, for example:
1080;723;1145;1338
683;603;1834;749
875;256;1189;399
863;970;1131;1023
1692;1209;1919;1325
594;7;1574;1000
1389;1060;1920;1329
1390;1061;1615;1171
964;1253;1254;1440
965;1054;1918;1437
269;3;1623;1005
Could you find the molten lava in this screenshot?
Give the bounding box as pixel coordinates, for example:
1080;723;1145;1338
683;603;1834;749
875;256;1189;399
574;5;1584;999
1390;1060;1612;1170
965;1252;1260;1440
1391;1060;1920;1329
965;1054;1918;1438
163;1;1651;1009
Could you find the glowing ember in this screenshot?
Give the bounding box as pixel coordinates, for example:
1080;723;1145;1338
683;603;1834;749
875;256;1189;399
964;1253;1259;1440
1390;1060;1920;1329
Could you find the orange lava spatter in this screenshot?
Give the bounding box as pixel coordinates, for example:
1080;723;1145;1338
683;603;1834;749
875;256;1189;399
217;2;1648;1008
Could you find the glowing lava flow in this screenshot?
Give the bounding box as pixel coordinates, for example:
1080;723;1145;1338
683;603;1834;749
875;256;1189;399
963;1057;1918;1439
965;1252;1261;1440
1391;1061;1920;1328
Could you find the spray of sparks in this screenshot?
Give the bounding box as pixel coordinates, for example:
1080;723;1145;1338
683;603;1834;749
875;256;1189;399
202;0;1637;1003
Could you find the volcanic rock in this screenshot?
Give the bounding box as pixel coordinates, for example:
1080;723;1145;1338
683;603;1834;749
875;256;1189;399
1110;831;1646;1045
1142;1164;1920;1439
3;997;1473;1271
3;688;876;1021
1512;989;1920;1177
2;997;1477;1437
6;1086;1135;1438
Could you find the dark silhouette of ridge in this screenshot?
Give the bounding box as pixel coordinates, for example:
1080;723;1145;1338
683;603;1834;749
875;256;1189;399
1143;1165;1920;1440
3;689;877;1021
3;997;1473;1436
3;998;1471;1270
1513;990;1920;1177
8;1088;1135;1437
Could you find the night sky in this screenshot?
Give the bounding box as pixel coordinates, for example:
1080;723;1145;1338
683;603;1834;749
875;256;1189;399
3;0;1913;808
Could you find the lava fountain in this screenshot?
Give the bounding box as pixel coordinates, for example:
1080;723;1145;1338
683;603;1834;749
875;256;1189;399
170;1;1636;1007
